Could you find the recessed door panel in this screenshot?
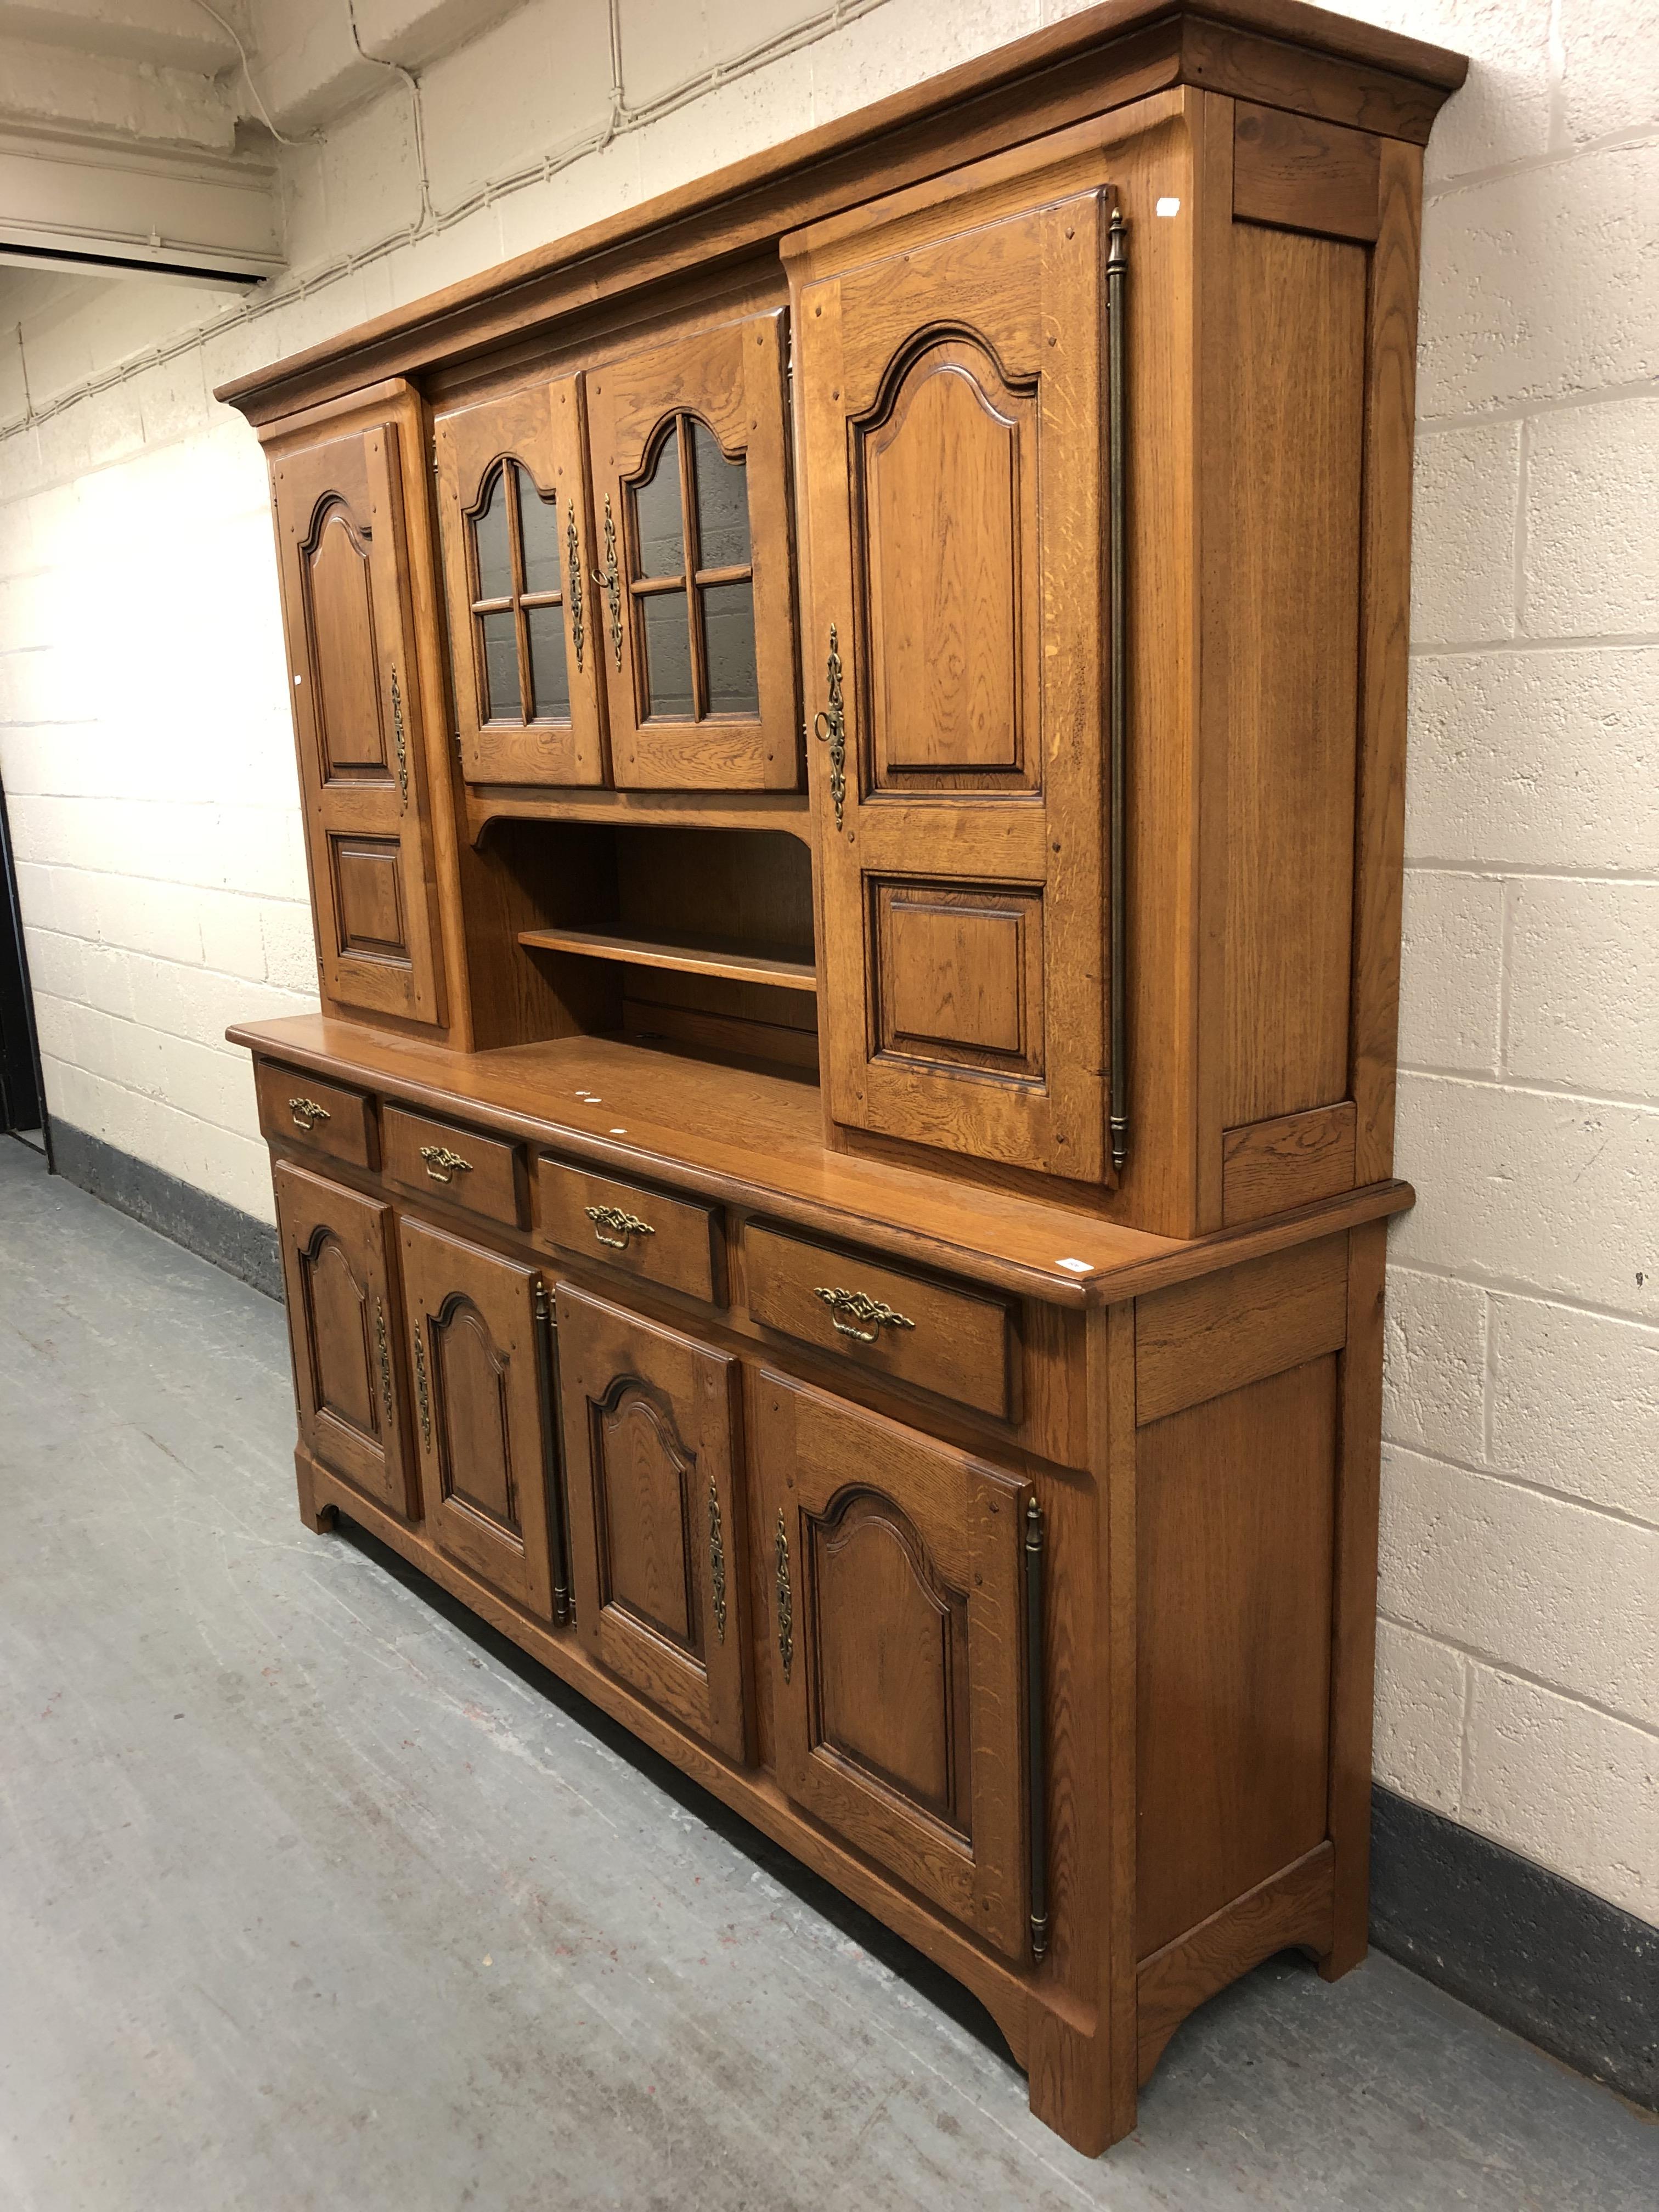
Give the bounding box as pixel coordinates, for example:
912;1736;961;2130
787;179;1114;1184
306;1234;376;1433
592;1386;699;1646
811;1489;970;1832
274;1159;415;1519
400;1216;562;1618
872;878;1043;1079
330;834;405;956
557;1284;747;1762
754;1370;1028;1959
270;414;445;1026
306;509;390;780
865;341;1036;785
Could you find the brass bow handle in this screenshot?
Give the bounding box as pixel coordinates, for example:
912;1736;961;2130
813;1285;915;1344
289;1096;330;1131
586;1203;654;1251
420;1144;472;1184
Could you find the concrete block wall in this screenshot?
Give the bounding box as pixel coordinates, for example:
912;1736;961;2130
0;0;1654;1923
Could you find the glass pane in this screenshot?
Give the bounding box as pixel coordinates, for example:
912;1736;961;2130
518;474;562;596
691;418;750;570
633;423;684;579
473;464;513;600
526;601;570;721
702;578;759;715
481;607;520;720
641;589;694;719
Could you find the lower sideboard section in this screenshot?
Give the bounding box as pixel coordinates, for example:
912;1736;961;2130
274;1160;1382;2159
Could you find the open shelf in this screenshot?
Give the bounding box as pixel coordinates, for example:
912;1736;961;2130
519;925;817;994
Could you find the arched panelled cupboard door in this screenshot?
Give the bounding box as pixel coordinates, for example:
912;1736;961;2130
785;173;1115;1186
754;1372;1030;1961
555;1284;748;1763
274;1159;416;1519
585;309;799;792
399;1217;561;1620
433;376;607;788
269;414;446;1028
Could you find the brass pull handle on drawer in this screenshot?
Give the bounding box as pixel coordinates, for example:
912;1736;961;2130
585;1203;654;1250
289;1096;331;1131
813;1286;915;1344
420;1144;473;1184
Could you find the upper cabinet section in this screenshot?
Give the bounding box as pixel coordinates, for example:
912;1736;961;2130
435;377;606;789
268;394;445;1029
786;145;1119;1187
584;310;798;792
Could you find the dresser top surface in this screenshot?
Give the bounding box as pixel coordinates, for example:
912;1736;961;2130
233;1015;1410;1306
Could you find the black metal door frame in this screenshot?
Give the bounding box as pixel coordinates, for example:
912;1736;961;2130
0;772;49;1157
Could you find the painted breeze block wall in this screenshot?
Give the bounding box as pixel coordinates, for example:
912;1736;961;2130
0;0;1654;1926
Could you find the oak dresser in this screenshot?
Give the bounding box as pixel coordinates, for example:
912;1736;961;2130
220;0;1468;2154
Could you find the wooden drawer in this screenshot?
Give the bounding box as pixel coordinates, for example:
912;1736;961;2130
539;1159;720;1305
382;1103;525;1228
743;1223;1013;1420
255;1059;375;1169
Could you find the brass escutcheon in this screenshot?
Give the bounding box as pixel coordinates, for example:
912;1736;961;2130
412;1322;431;1449
774;1509;793;1683
420;1144;472;1184
289;1096;330;1131
566;506;585;672
708;1480;727;1645
390;662;409;806
812;622;848;831
374;1296;394;1431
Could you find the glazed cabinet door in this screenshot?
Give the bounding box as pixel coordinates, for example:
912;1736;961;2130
556;1284;747;1762
786;176;1115;1184
274;1159;415;1518
269;413;445;1026
400;1217;565;1620
585;310;798;791
754;1372;1029;1960
434;377;607;787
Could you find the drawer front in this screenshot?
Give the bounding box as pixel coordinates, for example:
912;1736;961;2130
382;1104;524;1228
539;1159;720;1305
256;1059;375;1170
743;1223;1013;1420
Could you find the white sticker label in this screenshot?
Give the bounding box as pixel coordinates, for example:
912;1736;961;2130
1056;1257;1092;1274
1155;196;1181;217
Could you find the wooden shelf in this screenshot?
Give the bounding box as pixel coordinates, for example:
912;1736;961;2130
467;786;814;843
519;926;818;994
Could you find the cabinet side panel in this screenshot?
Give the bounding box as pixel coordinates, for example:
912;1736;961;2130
1136;1354;1338;1956
1350;142;1424;1182
1223;225;1366;1128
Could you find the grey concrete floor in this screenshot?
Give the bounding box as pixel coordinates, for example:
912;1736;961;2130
1;1141;1654;2212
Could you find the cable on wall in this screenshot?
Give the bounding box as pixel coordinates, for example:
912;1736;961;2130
187;0;322;148
345;0;436;235
0;0;891;452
